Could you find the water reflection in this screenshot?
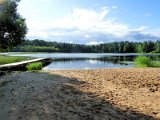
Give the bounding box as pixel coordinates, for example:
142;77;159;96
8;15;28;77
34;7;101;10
8;53;160;70
43;57;135;70
51;56;135;64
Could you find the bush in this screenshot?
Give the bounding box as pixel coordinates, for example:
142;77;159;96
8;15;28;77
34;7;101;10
150;61;160;67
26;62;42;71
135;56;160;68
135;56;151;67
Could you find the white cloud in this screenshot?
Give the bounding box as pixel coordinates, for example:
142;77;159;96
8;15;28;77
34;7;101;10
27;7;129;39
40;0;50;2
84;35;91;38
131;26;148;32
112;6;118;9
27;31;49;39
69;41;73;44
87;41;104;45
25;7;159;43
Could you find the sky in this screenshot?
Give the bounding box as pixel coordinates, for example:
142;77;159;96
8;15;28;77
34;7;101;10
17;0;160;44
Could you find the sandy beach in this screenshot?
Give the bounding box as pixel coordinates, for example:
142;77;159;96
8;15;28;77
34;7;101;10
0;68;160;120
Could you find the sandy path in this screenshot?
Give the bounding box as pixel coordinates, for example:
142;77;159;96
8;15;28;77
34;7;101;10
0;68;160;120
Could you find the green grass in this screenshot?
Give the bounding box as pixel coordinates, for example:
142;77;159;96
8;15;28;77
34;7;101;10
0;55;30;65
135;56;151;67
26;62;42;71
150;61;160;67
135;56;160;68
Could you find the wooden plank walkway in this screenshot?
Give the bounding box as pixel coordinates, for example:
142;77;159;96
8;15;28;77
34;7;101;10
0;58;52;71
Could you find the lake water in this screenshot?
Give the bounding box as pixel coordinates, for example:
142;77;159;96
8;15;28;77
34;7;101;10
8;53;160;70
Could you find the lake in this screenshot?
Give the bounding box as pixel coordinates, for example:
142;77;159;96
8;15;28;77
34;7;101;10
8;53;160;70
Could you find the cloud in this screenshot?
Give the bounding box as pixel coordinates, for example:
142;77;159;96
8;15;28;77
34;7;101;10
144;13;152;17
87;41;104;45
84;35;91;38
131;26;148;32
112;6;118;9
40;0;50;2
26;7;160;43
27;7;129;37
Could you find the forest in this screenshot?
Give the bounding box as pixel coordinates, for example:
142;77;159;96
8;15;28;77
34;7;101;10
11;39;160;53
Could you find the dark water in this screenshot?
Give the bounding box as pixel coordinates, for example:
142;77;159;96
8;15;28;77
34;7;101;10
8;53;160;70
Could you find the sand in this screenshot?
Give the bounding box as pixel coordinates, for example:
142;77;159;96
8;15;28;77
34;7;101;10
0;68;160;120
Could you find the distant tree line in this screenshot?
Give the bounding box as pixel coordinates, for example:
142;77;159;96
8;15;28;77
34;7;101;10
0;1;159;54
11;39;160;53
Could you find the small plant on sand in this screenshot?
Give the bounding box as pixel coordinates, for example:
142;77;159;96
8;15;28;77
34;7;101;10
135;56;151;67
26;62;42;71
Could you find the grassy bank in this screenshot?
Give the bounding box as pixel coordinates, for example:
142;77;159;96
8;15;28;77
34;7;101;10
0;55;30;65
135;56;160;67
26;62;42;71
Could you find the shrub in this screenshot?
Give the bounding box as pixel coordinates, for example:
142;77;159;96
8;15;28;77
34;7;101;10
150;61;160;68
26;62;42;71
135;56;151;67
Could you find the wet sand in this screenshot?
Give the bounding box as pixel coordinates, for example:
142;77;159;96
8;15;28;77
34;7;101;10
0;68;160;120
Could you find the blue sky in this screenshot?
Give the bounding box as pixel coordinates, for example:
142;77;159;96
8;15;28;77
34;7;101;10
17;0;160;44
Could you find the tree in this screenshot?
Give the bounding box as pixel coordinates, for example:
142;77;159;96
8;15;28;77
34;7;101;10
0;0;27;51
136;44;143;53
155;40;160;53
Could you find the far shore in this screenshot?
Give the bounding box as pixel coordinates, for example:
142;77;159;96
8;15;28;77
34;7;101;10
0;68;160;120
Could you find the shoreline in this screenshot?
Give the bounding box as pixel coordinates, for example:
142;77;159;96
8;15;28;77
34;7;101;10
0;68;160;120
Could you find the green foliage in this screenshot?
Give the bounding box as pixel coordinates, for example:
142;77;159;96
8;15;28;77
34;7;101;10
12;45;59;52
0;55;29;65
135;56;151;67
11;40;160;53
135;56;160;68
0;0;27;51
26;62;42;71
136;44;143;53
150;61;160;68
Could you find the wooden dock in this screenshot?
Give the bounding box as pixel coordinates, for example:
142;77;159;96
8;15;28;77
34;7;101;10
0;58;52;71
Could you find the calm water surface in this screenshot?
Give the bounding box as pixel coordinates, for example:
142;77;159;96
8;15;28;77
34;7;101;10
8;53;160;70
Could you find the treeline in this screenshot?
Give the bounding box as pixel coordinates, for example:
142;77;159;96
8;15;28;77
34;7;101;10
11;39;160;53
96;41;160;53
12;40;94;53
